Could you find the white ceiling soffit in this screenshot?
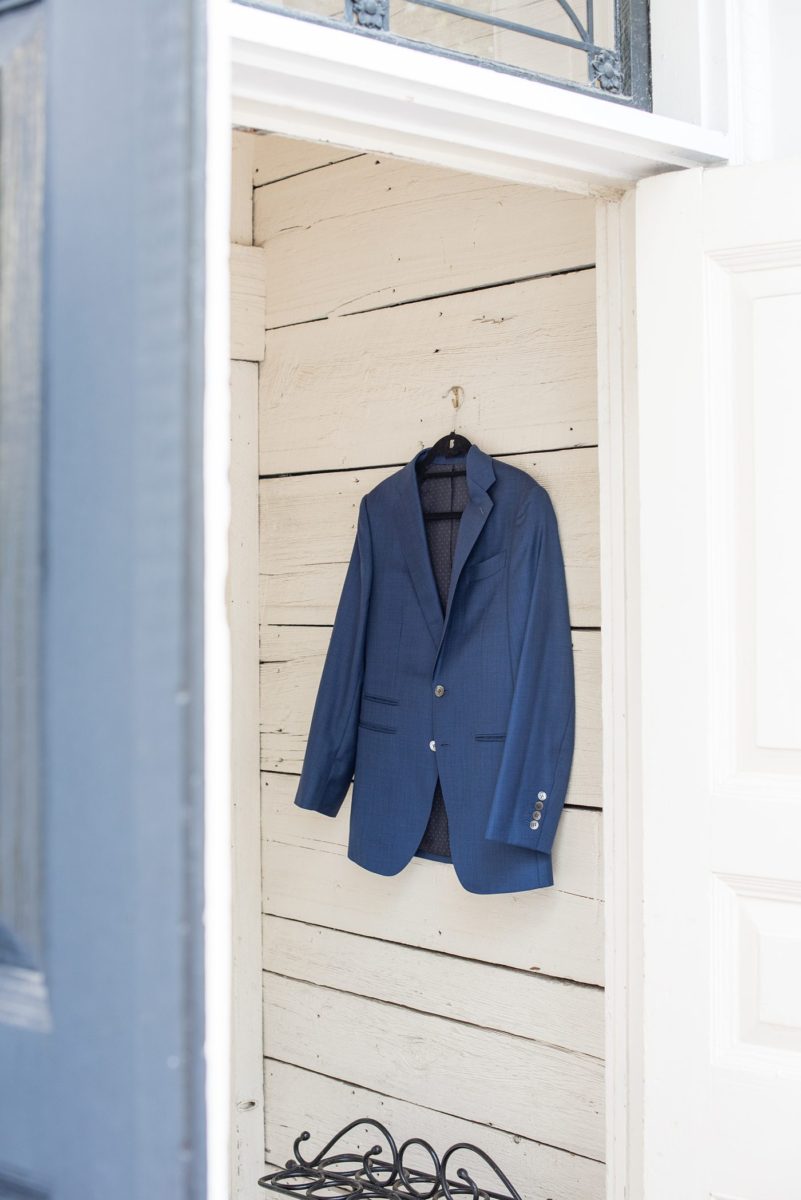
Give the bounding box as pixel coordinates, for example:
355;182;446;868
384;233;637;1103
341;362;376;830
230;3;729;194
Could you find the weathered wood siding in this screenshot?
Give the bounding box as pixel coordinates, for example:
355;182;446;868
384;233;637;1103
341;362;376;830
245;131;603;1199
230;129;269;1199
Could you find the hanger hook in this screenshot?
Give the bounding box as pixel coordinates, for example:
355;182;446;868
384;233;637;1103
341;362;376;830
448;385;464;412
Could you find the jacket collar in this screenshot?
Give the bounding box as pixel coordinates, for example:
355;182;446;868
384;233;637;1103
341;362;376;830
393;443;496;654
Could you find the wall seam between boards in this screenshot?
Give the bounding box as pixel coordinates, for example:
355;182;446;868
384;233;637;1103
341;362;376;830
260;911;606;987
261;1057;607;1166
258;903;602;988
262;967;605;1053
261;262;598;331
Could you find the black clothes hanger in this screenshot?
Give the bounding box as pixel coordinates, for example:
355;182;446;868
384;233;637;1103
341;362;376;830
415;431;471;480
416;431;472;521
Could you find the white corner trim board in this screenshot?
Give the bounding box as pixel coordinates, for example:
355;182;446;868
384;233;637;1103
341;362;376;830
229;2;729;192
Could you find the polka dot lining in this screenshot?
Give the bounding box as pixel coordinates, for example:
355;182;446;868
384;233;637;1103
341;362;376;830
415;464;469;861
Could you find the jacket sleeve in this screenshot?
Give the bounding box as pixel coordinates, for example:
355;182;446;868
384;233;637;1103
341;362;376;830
293;495;373;818
484;485;575;855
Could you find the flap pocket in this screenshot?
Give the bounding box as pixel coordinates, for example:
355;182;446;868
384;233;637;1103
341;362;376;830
361;691;399;707
358;718;397;734
359;692;399;735
464;549;506;582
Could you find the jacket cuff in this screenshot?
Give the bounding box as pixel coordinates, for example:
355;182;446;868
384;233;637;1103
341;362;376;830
293;769;350;818
484;786;561;854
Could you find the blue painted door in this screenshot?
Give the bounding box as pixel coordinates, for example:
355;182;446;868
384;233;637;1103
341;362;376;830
0;2;208;1196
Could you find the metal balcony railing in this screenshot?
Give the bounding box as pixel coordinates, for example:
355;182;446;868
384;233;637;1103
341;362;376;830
237;0;651;109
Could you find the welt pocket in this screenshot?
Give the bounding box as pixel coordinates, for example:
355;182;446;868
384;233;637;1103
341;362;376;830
362;692;399;706
474;733;507;742
358;718;397;734
464;550;506;582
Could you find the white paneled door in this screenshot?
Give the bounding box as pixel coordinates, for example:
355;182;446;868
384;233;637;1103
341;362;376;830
635;159;801;1198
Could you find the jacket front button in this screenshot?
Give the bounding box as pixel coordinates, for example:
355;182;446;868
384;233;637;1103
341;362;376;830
429;739;437;751
434;684;445;697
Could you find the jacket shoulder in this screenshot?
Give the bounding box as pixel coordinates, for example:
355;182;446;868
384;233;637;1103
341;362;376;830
492;458;555;522
362;465;404;515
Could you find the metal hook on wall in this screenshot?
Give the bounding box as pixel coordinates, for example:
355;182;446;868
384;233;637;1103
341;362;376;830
447;385;464;415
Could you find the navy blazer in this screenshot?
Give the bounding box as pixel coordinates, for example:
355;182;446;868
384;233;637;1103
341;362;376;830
293;443;576;894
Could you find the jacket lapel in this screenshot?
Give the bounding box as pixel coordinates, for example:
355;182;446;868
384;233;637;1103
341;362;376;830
393;443;496;655
394;449;444;649
438;443;495;651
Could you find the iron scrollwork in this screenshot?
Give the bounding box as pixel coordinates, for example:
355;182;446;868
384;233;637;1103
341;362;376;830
346;0;390;32
258;1119;525;1200
236;0;650;108
589;46;623;92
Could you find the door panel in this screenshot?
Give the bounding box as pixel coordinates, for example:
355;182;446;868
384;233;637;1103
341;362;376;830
635;160;801;1198
0;1;209;1196
0;6;49;1194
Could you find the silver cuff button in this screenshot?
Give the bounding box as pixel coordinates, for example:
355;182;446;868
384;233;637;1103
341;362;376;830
529;819;540;830
537;791;547;801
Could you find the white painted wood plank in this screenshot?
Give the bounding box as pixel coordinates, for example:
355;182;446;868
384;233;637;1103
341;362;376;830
254;154;596;326
231;243;267;362
263;975;604;1159
252;132;361;187
263;915;604;1056
264;1060;605;1199
231;129;255;245
258;269;597;473
259;626;602;808
229;360;266;1194
259;447;600;626
261;837;604;985
262;771;602;900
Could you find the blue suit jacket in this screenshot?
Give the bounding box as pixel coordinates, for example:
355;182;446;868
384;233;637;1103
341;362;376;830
293;443;576;894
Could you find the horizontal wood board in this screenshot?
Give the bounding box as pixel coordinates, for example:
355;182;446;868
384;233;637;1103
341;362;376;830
263;915;604;1056
259;446;600;627
254;153;596;327
231;129;255;245
263;975;604;1159
258;267;597;474
231;243;267;362
261;841;603;985
264;1061;606;1200
252;132;361;188
262;771;602;900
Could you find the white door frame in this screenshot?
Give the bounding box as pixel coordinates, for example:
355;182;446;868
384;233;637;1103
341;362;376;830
216;6;730;1196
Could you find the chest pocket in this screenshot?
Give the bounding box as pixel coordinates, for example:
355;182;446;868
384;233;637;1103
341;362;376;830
464;549;506;583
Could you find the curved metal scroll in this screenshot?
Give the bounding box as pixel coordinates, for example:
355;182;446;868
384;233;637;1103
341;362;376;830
258;1121;524;1200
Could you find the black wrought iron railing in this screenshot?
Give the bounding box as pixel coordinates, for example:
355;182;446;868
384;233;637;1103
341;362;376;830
237;0;651;109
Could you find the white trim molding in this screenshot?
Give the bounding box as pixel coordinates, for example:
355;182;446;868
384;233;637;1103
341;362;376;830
230;2;729;193
649;0;729;131
596;191;644;1200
